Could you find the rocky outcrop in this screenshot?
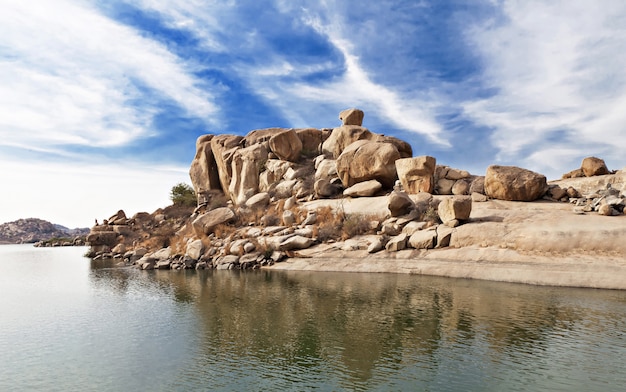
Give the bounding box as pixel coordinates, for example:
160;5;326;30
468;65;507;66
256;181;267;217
189;135;222;206
192;207;235;236
0;218;88;245
339;108;364;126
322;125;372;158
484;165;547;201
269;129;302;162
437;196;472;225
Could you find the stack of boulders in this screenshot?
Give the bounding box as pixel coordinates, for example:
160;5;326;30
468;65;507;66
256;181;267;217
86;108;626;269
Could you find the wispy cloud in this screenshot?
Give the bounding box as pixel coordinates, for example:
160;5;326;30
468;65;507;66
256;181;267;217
463;0;626;176
0;0;218;151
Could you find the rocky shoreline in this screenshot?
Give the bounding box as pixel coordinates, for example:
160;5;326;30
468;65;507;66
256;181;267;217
86;109;626;289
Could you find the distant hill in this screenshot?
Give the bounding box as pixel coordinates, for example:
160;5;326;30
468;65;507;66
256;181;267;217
0;218;89;244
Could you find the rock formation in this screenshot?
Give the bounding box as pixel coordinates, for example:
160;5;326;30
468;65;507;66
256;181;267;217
484;165;548;201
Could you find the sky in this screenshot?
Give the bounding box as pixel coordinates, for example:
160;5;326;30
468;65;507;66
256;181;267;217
2;0;626;228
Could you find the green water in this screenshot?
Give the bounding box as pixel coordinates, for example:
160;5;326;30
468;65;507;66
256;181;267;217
1;244;625;391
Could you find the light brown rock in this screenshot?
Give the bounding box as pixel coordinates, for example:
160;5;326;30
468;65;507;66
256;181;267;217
210;135;244;197
581;157;609;177
388;191;415;217
321;125;372;158
343;180;382;197
228;143;269;205
408;229;436;249
385;233;408;252
336;140;400;188
484;165;548;201
269;129;303;162
189;134;222;205
192;207;235;236
438;196;472;223
245;192;270;209
296;128;329;156
436;178;455;195
339;108;364;126
395;156;436;194
452;179;470;195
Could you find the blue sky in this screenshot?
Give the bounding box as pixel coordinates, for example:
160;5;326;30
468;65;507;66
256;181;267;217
2;0;626;228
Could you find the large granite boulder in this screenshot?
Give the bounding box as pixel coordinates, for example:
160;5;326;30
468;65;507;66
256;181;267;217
484;165;548;201
581;157;609;177
371;135;413;159
395;156;436;194
336;140;400;188
229;143;268;205
438;196;472;223
339;108;364;126
211;135;243;197
269;129;303;162
388;191;415;217
259;159;293;192
321;125;373;158
243;127;283;147
186;239;204;260
189;134;222;205
192;207;235;236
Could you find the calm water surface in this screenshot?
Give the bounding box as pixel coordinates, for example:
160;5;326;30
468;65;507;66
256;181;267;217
1;244;625;391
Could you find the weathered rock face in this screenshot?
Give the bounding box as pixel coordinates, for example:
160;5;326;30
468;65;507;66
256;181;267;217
484;165;548;201
86;231;117;247
296;128;330;156
211;135;244;198
269;129;303;162
395;156;436;194
339;108;364;126
438;196;472;223
192;207;235;236
228;143;269;205
322;125;373;158
189;135;222;205
336;140;400;188
582;157;609;177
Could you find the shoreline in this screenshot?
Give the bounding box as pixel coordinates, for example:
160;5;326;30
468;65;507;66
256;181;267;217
268;251;626;290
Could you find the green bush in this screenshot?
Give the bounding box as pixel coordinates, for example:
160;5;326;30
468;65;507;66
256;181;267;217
170;183;196;207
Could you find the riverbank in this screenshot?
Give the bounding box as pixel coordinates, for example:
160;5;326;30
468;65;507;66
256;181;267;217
270;195;626;290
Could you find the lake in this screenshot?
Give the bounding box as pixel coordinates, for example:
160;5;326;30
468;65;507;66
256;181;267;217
1;244;625;391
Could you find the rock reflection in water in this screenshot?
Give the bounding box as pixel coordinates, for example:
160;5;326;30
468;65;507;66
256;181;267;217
88;263;626;391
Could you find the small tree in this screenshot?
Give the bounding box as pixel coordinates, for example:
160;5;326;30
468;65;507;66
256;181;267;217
170;183;196;207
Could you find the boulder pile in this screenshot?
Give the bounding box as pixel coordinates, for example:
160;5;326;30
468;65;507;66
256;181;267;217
86;109;625;270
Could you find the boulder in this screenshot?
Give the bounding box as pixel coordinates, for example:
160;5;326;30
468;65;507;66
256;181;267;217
435;225;454;248
152;247;172;261
314;178;341;198
484;165;548;201
597;204;618;216
259;160;293;192
581;157;609;177
547;186;568;201
339;108;364;126
343;180;382;197
451;179;470;195
269;129;303;162
192;207;235;236
438;196;472;223
562;168;585;179
296;128;330;156
336;140;400;188
274;179;298;199
245;192;270;209
282;210;296;226
322;125;373;158
435;178;455;195
189;134;222;205
446;168;471;180
210;135;244;197
243;128;285;146
388;191;415;217
385;233;408;252
395;156;436;194
315;159;338;180
228;143;269;205
111;243;126;254
278;235;315;251
402;221;427;236
186;239;204;260
469;176;485;194
371;135;413;158
408;229;436;249
367;237;386;253
471;192;488;202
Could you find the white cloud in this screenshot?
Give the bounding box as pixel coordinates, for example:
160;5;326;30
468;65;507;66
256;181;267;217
0;0;218;150
463;0;626;176
0;158;190;229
